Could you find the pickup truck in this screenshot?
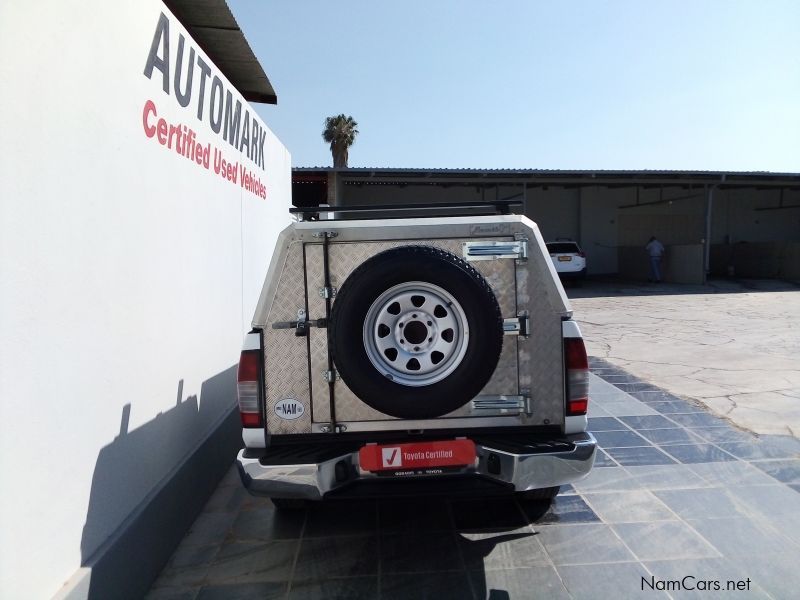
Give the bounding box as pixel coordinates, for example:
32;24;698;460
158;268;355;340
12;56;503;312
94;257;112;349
236;205;596;508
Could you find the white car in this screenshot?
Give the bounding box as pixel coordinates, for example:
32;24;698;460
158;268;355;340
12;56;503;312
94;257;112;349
546;240;587;280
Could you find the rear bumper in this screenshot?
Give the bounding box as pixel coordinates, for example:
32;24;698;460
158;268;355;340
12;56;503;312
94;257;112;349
557;267;587;279
236;432;596;500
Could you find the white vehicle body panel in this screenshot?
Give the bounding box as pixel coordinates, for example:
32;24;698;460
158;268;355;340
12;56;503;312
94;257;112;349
547;240;587;274
551;254;586;273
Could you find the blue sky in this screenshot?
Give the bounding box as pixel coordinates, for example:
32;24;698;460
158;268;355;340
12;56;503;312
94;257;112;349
229;1;800;172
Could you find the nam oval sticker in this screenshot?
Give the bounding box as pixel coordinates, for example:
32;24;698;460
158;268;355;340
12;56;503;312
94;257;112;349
274;398;305;420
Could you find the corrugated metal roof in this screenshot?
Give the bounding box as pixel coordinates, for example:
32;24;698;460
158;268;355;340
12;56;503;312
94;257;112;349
295;167;799;177
293;167;800;187
165;0;277;104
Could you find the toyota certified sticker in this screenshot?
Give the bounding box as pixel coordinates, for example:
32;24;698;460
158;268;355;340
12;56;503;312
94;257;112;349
360;439;476;472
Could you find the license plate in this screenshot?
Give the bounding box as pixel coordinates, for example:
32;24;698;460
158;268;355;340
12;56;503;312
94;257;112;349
558;255;572;261
359;439;476;472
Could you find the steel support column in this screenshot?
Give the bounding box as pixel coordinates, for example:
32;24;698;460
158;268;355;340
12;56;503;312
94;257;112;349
522;183;528;216
703;185;714;283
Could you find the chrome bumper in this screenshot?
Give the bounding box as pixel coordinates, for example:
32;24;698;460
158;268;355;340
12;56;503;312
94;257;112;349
237;432;596;500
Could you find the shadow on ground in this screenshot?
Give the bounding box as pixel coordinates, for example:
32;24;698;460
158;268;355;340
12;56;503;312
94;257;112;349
79;366;241;600
147;482;584;600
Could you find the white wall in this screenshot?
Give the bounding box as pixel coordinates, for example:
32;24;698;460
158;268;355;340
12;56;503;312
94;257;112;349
0;1;290;597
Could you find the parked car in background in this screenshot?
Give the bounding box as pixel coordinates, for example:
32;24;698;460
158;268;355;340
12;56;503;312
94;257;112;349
546;240;587;280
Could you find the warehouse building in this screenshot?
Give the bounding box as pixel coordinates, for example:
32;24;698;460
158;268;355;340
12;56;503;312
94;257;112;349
293;168;800;284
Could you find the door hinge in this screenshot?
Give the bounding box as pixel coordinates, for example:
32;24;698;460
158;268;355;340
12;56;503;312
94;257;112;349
521;390;533;415
503;315;530;336
319;423;347;433
471;395;528;413
463;240;528;261
318;286;337;299
323;369;339;383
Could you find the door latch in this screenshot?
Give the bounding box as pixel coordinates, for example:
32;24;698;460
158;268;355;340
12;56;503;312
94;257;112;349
271;308;327;336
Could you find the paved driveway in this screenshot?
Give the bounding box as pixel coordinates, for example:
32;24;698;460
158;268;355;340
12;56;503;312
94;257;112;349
148;366;800;600
570;280;800;437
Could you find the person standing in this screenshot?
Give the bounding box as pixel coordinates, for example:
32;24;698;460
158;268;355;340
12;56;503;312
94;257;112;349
646;236;665;282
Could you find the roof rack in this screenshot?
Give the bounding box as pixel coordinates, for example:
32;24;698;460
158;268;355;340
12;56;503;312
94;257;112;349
289;200;524;220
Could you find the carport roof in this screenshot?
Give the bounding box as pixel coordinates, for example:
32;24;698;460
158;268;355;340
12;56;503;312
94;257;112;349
164;0;277;104
293;168;800;188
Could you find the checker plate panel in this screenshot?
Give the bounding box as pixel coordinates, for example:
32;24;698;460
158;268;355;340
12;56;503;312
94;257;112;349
263;226;565;434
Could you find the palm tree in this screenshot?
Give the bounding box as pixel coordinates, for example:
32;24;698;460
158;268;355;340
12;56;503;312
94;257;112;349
322;114;359;168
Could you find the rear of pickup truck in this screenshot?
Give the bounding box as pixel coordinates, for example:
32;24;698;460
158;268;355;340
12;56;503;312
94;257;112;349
236;212;596;505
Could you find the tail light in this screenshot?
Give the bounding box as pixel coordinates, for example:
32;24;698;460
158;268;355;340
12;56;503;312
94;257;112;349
578;252;586;258
565;337;589;416
237;350;262;427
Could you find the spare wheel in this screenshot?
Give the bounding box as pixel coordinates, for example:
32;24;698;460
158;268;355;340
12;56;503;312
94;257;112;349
330;246;503;419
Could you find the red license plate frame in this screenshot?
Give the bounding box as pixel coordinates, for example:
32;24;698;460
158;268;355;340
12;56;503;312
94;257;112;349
359;439;476;472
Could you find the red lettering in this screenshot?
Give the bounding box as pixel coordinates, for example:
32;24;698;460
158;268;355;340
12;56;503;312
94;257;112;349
168;124;178;150
143;103;262;186
142;100;157;137
156;118;168;145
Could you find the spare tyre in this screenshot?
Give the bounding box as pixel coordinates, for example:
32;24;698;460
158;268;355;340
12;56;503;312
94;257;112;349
330;245;503;419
